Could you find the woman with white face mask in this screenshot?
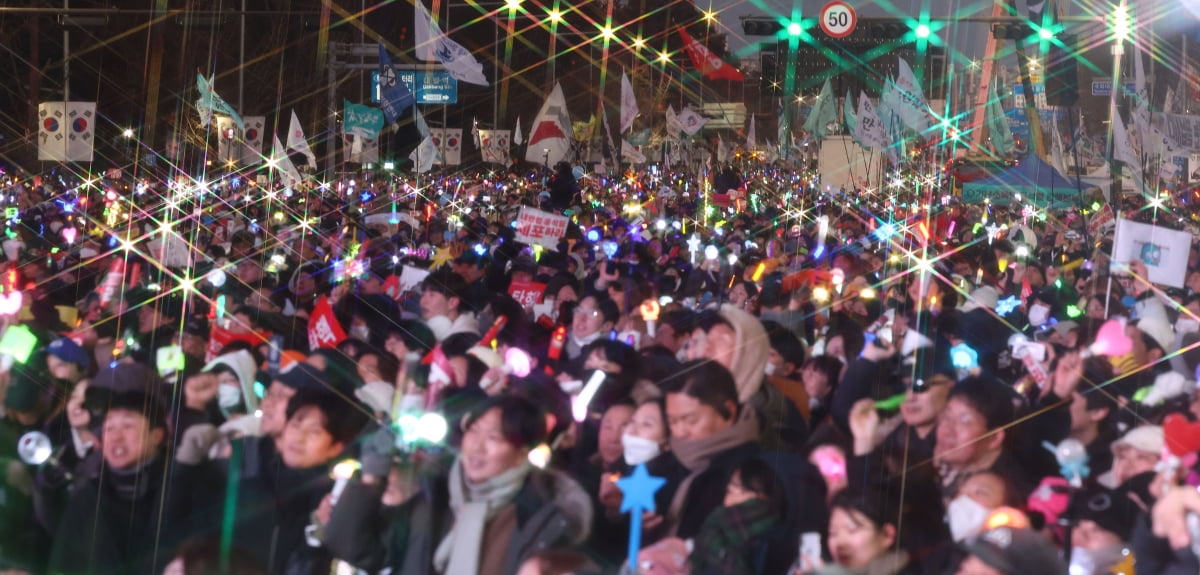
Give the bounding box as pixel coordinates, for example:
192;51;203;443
596;398;690;561
947;471;1014;542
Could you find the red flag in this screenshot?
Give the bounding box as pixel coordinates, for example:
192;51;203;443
383;275;403;300
207;325;272;362
422;345;456;409
307;296;347;350
677;27;745;81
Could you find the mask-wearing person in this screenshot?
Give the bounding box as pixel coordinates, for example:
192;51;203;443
947;472;1015;542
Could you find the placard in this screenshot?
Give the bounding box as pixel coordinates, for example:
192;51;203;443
514;207;568;250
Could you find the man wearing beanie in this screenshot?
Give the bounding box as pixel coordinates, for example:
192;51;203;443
956;526;1067;575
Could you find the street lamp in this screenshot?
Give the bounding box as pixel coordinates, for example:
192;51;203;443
123;128;134;138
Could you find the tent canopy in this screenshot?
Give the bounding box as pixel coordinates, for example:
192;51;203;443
961;155;1096;208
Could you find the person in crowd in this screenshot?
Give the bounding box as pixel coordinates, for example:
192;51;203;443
322;395;593;575
798;491;916;575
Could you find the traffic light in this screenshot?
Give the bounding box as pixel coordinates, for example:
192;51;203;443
992;23;1034;40
759;52;778;90
744;19;783;36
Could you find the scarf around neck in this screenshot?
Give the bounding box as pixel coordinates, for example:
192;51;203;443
432;457;532;575
665;408;760;536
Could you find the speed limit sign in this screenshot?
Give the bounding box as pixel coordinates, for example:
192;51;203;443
820;1;856;38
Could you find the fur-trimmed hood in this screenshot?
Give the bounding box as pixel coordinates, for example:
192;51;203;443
719;304;770;404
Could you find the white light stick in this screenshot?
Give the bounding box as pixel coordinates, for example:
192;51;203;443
640;300;660;338
572;370;608;422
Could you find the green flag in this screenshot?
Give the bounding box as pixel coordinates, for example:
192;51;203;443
843;89;857;138
803;78;838;138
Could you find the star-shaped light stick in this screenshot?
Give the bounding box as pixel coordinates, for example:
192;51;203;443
686;233;701;264
616;463;667;572
995;295;1021;316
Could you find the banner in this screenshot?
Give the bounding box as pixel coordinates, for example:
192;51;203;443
414;0;488;86
343;101;384;139
479;129;511;164
65;102;96;162
1113;219;1192;288
431;128;463;165
216;115;240;165
308;296;347;350
240;116;265;165
677;27;744;81
515;207;568;250
288;110;317;169
207;325;272;362
343;134;379;164
377;44;416;124
525;83;572;166
37;102;67;162
508;280;547;307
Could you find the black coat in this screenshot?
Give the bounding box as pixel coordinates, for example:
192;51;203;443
179;436;338;575
323;467;593;575
47;454;189;575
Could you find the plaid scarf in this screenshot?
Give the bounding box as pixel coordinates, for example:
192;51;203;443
690;499;779;574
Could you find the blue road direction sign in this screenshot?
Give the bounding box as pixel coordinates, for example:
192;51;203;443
1091;80;1137;97
371;70;458;104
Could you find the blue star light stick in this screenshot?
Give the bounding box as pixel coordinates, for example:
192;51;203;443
616;463;667;571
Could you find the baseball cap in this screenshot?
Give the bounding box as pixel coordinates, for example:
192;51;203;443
47;337;91;370
1111;425;1163;456
272;362;326;392
961;527;1066;575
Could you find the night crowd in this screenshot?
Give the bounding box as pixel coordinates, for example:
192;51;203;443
0;160;1199;575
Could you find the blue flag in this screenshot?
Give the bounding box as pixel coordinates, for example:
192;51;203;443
378;45;415;124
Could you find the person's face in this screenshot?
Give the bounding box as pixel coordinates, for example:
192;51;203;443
280;406;343;469
1024;266;1045;287
260;382;297;437
1113;446;1159;484
217;371;240;392
723;470;759;507
935;397;1002;467
825;335;846;361
627;402;668;445
1074;518;1124;551
101;409;163;470
572;297;610;339
138;306;161;333
901;378;952;429
420;289;456;320
460;408;529;484
67;380;90;429
702;324;738;370
358;354;381;383
237;260;263;283
958;472;1007;509
295;275;317;296
181;332;207;358
827;508;895;570
555;285;578;308
1086;297;1107;320
598;405;634;465
666;392;734;442
801;364;831;398
728;284;749;307
47;354;81;382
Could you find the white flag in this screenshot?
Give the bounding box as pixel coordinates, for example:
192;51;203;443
271;135;303;188
854;91;888;151
431;128;463;166
216;115;240;165
677;107;707;136
343;134;379;164
37;102;67;162
414;1;488;86
894;58;931;133
479;129;511;164
620;71;638;134
1111;108;1142;181
716;135;730;163
525;83;572;166
410;135;440;173
514;117;523;145
665;106;683;140
288;110;317;169
621;139;646;164
65;102;96;162
240;116;265;166
746;116;756;149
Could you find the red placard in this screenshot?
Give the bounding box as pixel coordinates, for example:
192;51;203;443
508;280;547;307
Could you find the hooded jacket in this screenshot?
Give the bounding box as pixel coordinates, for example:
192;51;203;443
323;467;592;575
719;305;809;450
204;349;260;414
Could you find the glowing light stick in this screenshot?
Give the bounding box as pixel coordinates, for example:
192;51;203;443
98;259;125;308
330;460;361;502
479;316;508;347
873;393;907;412
572;370;607;422
1081;319;1132;358
686;234;701;264
616;464;667;572
639;300;660;338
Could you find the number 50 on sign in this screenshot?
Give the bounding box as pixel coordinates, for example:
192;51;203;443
820;1;856;38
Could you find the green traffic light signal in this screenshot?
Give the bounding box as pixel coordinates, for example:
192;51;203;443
787;21;802;36
915;24;931;38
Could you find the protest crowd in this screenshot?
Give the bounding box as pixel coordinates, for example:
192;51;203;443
3;156;1200;575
